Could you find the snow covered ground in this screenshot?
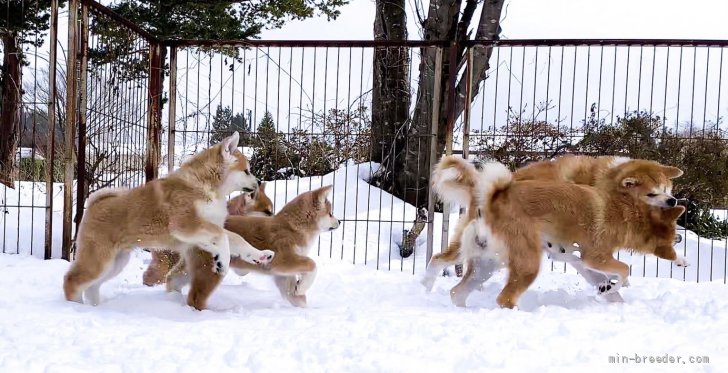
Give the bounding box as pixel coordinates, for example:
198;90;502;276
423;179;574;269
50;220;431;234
0;252;726;372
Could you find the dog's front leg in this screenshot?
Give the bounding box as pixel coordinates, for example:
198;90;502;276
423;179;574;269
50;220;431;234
654;244;690;267
224;229;274;266
172;224;231;275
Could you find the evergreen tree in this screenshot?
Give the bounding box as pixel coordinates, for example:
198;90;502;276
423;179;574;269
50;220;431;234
209;105;250;146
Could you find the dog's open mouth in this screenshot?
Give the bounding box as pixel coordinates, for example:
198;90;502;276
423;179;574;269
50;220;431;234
241;187;256;193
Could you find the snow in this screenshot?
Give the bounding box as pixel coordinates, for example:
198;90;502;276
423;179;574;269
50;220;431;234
0;252;727;372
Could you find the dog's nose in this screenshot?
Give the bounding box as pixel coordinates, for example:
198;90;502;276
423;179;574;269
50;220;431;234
257;179;261;186
667;197;677;207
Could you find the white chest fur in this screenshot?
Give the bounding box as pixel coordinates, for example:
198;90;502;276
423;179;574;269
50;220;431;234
196;198;228;226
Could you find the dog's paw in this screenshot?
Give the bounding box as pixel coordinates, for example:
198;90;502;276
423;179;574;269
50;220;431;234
420;276;436;292
674;256;690;267
287;294;307;308
597;278;622;295
212;254;228;274
251;250;275;265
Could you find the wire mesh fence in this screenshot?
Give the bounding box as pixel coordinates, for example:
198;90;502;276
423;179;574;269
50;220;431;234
1;0;727;283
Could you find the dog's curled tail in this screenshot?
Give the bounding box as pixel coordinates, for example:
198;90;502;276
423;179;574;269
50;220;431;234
84;187;127;208
474;161;512;209
432;155;481;207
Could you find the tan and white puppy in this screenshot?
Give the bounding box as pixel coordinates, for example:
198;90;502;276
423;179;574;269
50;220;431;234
432;156;685;309
166;186;340;310
63;132;275;306
422;155;685;296
141;182;275;286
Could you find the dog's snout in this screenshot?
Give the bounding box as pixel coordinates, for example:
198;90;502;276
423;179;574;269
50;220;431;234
667;197;677;207
257;179;262;186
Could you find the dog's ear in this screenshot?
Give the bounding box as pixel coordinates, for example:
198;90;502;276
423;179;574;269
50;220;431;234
663;205;686;221
661;165;683;179
621;177;639;188
314;185;333;206
220;131;240;159
227;194;247;215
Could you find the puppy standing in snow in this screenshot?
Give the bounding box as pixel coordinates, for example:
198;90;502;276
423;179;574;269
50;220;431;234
63;132;275;305
166;186;340;310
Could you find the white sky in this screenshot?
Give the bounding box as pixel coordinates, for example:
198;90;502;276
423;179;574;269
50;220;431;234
262;0;728;40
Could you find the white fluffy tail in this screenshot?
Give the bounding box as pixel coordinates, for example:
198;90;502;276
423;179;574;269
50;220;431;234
431;156;479;207
474;161;512;209
85;187;127;208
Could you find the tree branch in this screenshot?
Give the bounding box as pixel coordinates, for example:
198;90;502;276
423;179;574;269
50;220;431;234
453;0;505;121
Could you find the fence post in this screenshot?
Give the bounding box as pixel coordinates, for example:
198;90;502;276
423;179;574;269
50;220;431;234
146;43;163;182
425;47;444;266
167;47;177;174
74;2;89;251
454;47;474;277
45;0;59;259
62;0;79;261
436;42;460;269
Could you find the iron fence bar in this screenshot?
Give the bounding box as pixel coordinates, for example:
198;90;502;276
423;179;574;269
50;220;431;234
45;0;60;259
167;46;177;174
425;47;444;266
62;0;80;261
75;2;89;240
145;43;163;182
163;39;728;49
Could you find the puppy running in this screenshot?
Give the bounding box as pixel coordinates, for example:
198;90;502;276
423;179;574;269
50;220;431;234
166;185;340;310
422;155;686;297
431;155;685;308
141;182;274;286
63;132;275;305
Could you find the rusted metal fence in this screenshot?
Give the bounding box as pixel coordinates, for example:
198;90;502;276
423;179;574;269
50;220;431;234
2;0;727;284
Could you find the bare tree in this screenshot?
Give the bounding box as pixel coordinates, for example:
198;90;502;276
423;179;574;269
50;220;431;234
372;0;410;168
25;63;142;200
371;0;506;208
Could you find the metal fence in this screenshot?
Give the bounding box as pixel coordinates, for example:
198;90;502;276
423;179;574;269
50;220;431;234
1;0;727;283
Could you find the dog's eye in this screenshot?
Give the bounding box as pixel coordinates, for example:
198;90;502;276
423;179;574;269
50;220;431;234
647;193;657;197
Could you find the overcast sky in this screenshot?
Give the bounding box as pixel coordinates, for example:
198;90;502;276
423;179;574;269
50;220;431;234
263;0;728;40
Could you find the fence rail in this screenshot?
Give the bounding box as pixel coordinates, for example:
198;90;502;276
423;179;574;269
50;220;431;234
1;0;726;284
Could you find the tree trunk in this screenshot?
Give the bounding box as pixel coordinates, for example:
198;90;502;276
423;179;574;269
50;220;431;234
371;1;410;170
394;0;460;207
372;0;505;209
0;33;22;188
453;0;505;119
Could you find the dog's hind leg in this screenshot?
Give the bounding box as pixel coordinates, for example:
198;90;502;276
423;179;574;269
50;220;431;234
422;241;462;292
566;259;624;303
273;275;307;307
84;250;131;306
496;234;541;309
166;257;191;293
143;250;180;286
581;250;630;296
63;240;117;304
450;256;498;307
186;258;223;311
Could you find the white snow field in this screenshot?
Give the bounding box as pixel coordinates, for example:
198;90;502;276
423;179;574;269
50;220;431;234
1;163;728;371
0;252;727;372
